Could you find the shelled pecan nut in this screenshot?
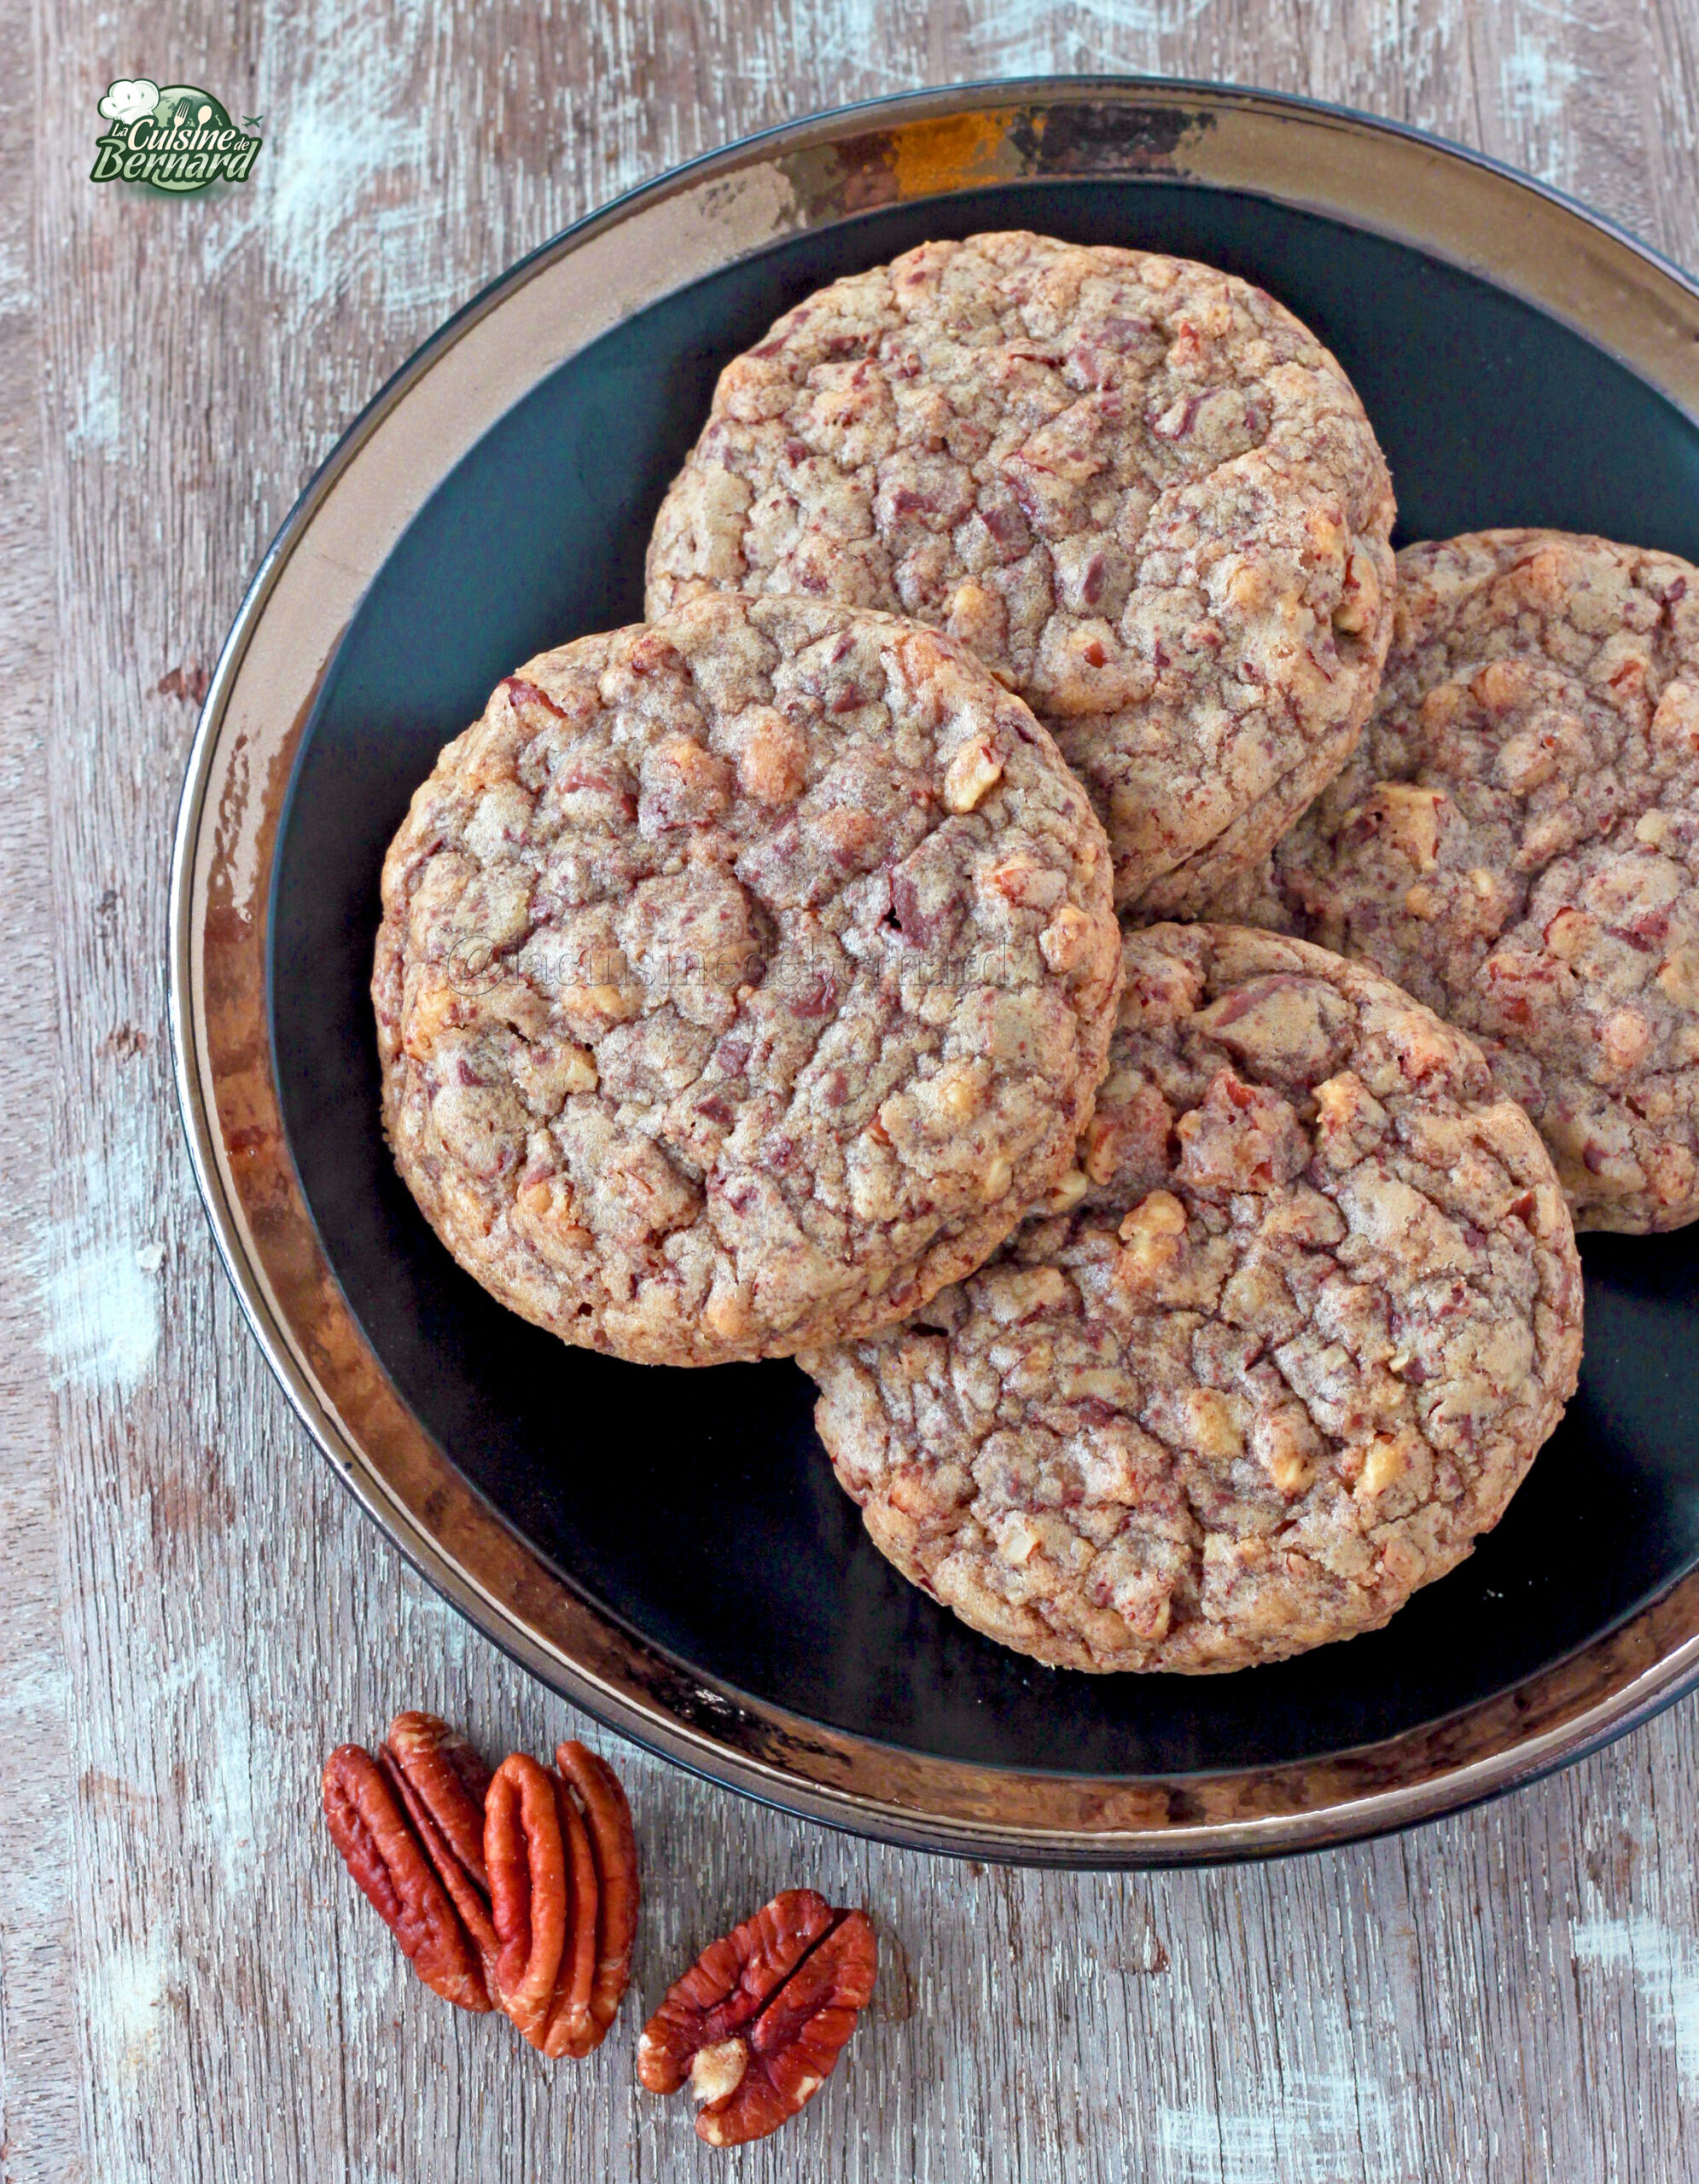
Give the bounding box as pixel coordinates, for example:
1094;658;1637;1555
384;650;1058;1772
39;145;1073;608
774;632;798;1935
638;1889;877;2146
556;1740;640;2043
381;1711;498;1972
482;1747;620;2053
322;1742;492;2013
485;1752;581;2053
384;1711;492;1885
323;1716;637;2053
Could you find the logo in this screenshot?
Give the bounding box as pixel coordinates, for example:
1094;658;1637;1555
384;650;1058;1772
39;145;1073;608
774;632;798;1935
91;79;263;193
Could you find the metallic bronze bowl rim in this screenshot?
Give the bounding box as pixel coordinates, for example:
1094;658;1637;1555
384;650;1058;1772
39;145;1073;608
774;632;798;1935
169;77;1699;1866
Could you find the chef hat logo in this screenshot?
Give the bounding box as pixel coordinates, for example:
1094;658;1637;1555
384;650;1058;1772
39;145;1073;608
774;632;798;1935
99;79;160;125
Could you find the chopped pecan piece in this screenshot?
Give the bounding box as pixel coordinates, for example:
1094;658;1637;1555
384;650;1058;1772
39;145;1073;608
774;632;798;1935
322;1743;493;2013
638;1889;878;2146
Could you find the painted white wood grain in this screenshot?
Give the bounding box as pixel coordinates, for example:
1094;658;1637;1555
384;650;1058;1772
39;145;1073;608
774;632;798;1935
0;22;84;2184
9;4;1699;2180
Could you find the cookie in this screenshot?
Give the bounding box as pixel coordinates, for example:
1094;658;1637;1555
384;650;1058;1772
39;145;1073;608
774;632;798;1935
805;924;1582;1674
1250;530;1699;1231
645;232;1397;915
373;595;1122;1368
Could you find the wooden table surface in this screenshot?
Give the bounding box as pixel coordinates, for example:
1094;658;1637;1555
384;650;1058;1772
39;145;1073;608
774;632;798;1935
9;3;1699;2178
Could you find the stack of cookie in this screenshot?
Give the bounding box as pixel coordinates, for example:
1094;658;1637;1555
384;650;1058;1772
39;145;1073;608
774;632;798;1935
375;231;1699;1676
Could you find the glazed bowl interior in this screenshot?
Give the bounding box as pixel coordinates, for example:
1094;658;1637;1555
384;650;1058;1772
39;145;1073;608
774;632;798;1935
268;173;1699;1781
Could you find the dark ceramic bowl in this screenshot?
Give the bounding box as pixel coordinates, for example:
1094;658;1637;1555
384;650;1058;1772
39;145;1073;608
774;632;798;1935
172;79;1699;1864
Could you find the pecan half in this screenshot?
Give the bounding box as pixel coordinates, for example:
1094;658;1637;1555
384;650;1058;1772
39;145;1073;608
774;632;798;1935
385;1712;492;1879
556;1740;640;2043
381;1711;497;1972
638;1889;877;2145
322;1744;492;2012
486;1751;601;2056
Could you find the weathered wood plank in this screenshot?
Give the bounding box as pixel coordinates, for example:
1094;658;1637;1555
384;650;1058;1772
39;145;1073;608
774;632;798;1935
11;4;1699;2181
0;13;84;2184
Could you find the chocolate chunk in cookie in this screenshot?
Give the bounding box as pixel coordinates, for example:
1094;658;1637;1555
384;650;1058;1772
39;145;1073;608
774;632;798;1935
374;595;1121;1366
646;232;1396;915
805;925;1582;1674
1250;530;1699;1231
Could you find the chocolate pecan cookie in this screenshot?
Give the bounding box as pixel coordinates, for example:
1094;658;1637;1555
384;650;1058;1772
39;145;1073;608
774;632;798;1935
805;925;1582;1674
1250;531;1699;1231
645;232;1396;915
373;595;1121;1367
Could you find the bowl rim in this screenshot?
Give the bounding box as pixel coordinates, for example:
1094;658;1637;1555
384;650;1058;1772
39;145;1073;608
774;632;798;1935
170;73;1699;1867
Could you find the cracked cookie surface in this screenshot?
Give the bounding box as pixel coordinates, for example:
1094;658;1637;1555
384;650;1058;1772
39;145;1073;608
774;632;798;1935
805;924;1581;1673
1251;530;1699;1231
373;595;1121;1366
645;231;1396;915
